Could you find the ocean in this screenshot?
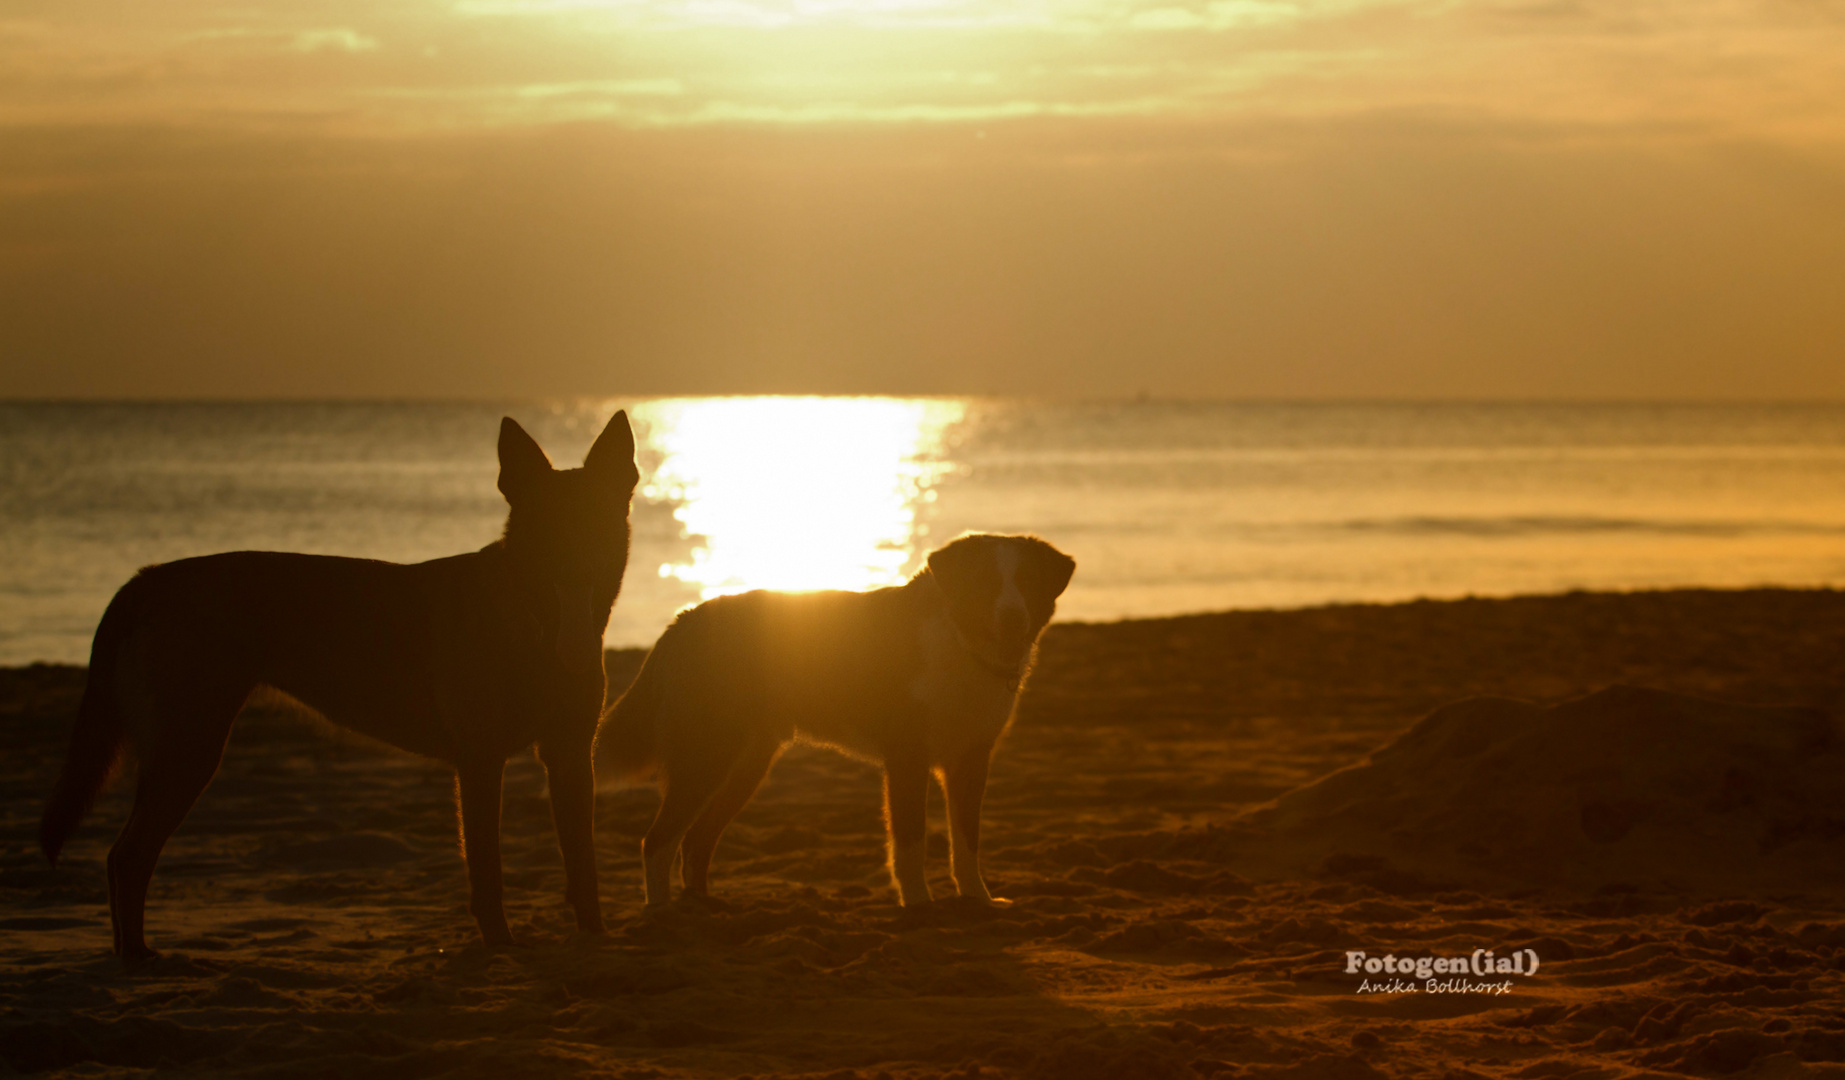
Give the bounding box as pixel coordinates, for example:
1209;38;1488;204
3;398;1843;666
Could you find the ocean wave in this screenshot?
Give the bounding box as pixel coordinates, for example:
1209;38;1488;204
1330;515;1845;538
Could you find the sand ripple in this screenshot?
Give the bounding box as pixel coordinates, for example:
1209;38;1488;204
3;589;1844;1078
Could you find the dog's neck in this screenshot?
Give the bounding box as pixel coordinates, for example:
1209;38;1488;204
482;539;615;661
966;644;1027;692
916;571;1029;692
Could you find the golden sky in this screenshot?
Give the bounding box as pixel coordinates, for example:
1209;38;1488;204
3;0;1843;397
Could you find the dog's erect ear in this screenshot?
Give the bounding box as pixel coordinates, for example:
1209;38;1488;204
583;409;639;488
1028;541;1077;603
498;417;553;501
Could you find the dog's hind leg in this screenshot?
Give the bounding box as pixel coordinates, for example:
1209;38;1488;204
537;736;603;934
679;739;781;898
939;743;995;903
108;682;244;963
456;758;516;946
641;749;738;906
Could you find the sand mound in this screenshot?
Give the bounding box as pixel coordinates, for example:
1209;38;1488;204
1244;685;1845;894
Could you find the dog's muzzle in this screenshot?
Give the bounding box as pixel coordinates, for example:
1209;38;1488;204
991;601;1031;663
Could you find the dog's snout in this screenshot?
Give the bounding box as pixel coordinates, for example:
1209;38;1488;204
994;600;1029;647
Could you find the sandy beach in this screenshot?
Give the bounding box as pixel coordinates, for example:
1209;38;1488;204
4;588;1845;1079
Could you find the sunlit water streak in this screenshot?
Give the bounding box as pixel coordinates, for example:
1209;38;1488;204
631;396;964;596
3;398;1845;665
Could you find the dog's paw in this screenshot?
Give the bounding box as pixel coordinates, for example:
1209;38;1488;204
887;894;1009;929
674;892;735;914
624;904;701;946
119;946;163;970
120;950;224;978
478;927;531;950
564;928;611;950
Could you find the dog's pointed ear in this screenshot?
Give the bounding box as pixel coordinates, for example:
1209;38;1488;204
498;417;553;501
1029;541;1077;602
583;409;639;488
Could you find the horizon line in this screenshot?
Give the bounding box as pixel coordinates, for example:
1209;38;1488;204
7;394;1845;408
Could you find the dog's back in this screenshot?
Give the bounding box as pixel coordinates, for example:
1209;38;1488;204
595;583;928;779
40;551;457;862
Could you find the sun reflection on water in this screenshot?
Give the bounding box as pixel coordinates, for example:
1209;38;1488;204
632;396;966;598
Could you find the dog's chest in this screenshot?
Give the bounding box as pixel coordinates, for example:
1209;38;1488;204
908;611;1019;757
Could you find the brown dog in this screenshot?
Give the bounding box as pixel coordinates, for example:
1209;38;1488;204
39;413;639;961
595;533;1075;907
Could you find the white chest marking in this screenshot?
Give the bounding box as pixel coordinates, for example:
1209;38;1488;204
909;543;1028;760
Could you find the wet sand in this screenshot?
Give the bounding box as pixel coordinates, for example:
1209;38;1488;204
4;588;1845;1078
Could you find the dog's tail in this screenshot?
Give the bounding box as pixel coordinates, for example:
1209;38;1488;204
593;651;663;782
41;575;143;866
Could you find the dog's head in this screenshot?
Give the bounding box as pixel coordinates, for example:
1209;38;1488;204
925;534;1076;672
498;412;641;673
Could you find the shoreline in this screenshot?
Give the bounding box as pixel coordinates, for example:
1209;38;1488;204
6;580;1840;672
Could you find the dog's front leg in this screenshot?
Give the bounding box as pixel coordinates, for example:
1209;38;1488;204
883;753;932;906
941;744;994;903
538;736;604;934
456;758;516;947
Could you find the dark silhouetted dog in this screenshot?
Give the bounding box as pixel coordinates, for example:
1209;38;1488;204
595;533;1075;907
40;414;639;961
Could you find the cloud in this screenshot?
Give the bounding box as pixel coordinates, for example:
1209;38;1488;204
1129;2;1300;31
1130;7;1207;29
291;27;381;52
2;2;1842;402
513;78;685;98
4;118;1844;400
1;0;1840;144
